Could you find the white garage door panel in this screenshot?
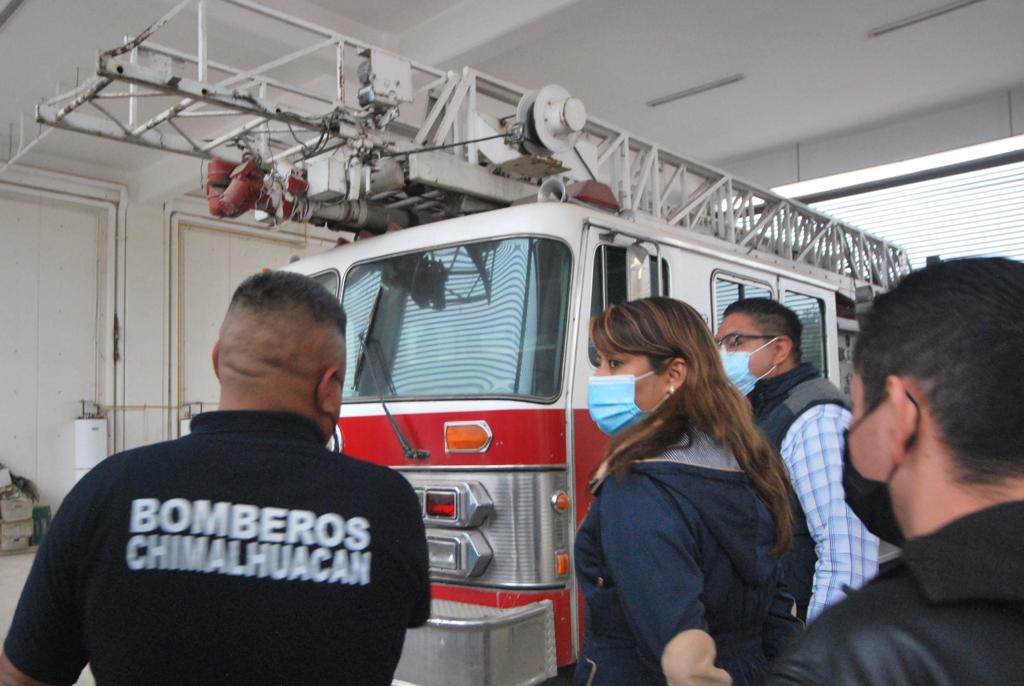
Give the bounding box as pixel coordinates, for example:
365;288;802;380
0;195;41;486
179;225;335;422
37;205;105;501
0;191;106;507
181;229;231;411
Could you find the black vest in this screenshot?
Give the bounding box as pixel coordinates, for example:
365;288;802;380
749;363;849;620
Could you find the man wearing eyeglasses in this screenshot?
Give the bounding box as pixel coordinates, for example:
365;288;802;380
768;257;1024;685
716;299;877;622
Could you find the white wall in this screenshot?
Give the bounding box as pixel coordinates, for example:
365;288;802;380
720;86;1024;189
1;172;338;510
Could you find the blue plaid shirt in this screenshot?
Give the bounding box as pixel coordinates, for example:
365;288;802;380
780;403;879;621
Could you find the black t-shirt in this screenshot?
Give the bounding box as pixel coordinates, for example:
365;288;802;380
4;411;430;685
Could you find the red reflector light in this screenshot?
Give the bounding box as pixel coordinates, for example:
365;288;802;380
567;180;620;211
426;490;457;519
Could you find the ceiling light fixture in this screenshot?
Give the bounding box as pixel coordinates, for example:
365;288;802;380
0;0;26;31
646;74;744;108
867;0;986;38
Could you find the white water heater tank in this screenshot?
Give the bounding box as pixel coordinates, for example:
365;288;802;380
74;417;108;482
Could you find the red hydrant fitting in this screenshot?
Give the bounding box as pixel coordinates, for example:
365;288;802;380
206;157;266;218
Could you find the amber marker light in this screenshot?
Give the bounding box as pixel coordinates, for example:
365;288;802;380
551;491;571;513
444;421;493;453
556;552;570;576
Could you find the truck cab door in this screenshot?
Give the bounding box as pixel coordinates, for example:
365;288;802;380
776;277;840;390
570;225;668;521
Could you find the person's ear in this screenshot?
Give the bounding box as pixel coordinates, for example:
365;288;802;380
771;337;794;366
315;367;342;415
211;340;222;380
666;357;688;392
883;375;920;464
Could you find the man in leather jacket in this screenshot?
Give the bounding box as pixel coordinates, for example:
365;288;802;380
768;257;1024;685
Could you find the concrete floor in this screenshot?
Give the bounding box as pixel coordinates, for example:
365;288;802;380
0;550;94;685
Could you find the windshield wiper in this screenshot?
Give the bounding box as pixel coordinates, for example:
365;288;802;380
352;286;384;390
354;287;430;460
361;335;430;460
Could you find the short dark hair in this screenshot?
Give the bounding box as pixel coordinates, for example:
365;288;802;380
723;298;802;361
855;257;1024;484
230;271;346;337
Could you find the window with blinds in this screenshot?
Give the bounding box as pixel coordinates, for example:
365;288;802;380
784;291;827;375
341;237;572;400
712;275;773;330
811;158;1024;268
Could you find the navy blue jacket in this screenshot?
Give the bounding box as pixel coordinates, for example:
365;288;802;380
574;434;801;685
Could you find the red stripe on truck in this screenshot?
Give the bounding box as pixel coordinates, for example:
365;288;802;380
339;408;568;467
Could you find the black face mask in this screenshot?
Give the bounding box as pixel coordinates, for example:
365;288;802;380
842;436;904;546
841;390;920;547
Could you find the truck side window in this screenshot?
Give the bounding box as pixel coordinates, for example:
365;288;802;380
589;245;667;364
589;247;669;365
591;246;628;320
784;291;828;375
650;257;670;297
590;246;626;365
591;247;669;318
310;269;340;298
713;276;772;329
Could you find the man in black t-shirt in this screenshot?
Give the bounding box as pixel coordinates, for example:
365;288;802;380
1;271;430;685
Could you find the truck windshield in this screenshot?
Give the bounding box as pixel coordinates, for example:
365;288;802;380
341;237;572;401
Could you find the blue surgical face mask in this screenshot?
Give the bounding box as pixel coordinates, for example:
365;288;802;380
720;338;777;396
587;371;655;436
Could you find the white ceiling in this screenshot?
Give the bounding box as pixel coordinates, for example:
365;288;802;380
303;0;463;33
1;0;1022;196
460;0;1024;162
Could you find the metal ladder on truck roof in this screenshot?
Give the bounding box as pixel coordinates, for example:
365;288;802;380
14;0;910;288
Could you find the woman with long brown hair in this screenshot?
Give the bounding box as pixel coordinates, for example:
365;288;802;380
574;297;800;686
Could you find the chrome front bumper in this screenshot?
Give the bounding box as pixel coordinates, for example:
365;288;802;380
393;599;558;686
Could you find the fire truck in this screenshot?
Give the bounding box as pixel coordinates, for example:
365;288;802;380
26;1;910;683
283;201;900;686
